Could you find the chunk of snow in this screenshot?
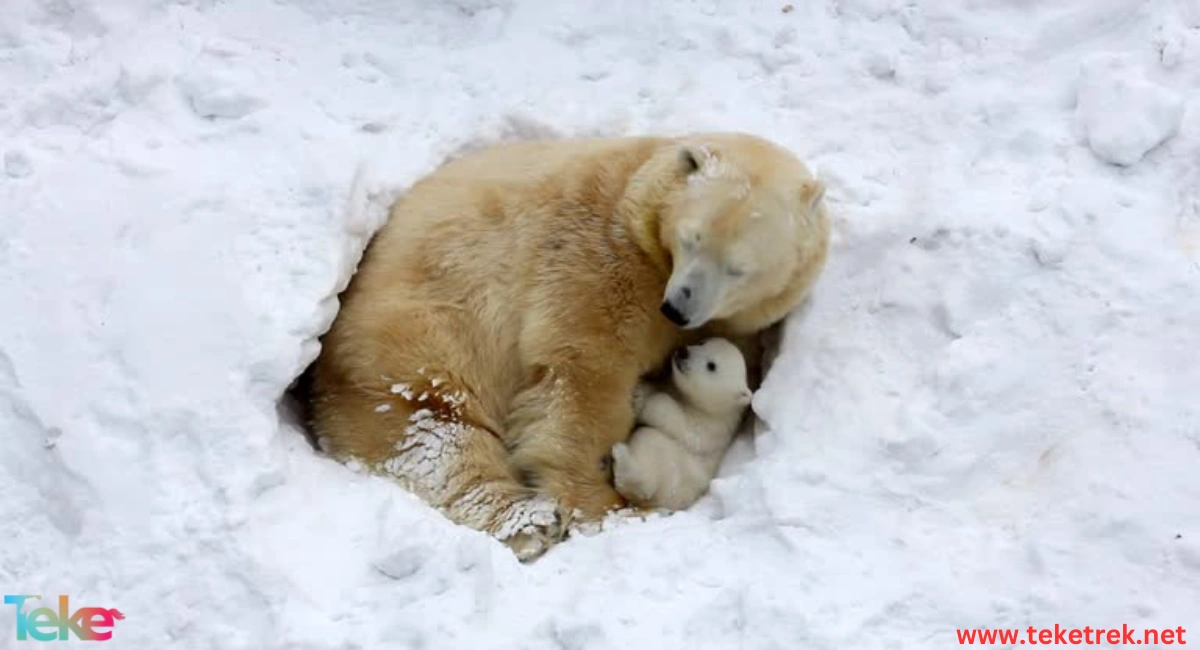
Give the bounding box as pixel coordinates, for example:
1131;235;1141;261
1074;54;1186;166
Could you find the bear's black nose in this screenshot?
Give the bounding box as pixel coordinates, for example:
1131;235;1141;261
660;301;688;326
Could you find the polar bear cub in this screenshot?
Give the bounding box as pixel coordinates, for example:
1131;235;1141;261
611;338;753;511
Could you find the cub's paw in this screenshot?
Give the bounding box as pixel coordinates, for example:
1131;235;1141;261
494;494;568;563
610;442;636;482
609;443;639;500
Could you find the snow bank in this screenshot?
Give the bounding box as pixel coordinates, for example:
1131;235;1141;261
1;0;1198;648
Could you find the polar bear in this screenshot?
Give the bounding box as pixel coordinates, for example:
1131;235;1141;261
611;338;753;511
308;132;830;561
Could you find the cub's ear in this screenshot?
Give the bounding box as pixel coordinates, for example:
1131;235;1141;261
736;388;754;406
677;144;712;176
798;178;826;213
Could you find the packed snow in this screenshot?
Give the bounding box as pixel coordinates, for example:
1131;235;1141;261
2;0;1198;648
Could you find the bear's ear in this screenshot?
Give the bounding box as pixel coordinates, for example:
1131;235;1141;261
736;388;753;406
677;144;712;176
798;178;826;213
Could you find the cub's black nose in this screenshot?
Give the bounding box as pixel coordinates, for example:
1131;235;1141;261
660;301;688;327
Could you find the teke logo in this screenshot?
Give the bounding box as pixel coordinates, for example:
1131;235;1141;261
4;595;124;642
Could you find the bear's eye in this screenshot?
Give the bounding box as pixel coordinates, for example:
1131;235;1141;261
726;266;746;278
706;361;717;372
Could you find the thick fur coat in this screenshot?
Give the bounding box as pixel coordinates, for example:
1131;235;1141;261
308;133;830;560
612;338;754;511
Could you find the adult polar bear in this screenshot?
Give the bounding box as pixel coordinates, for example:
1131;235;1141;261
309;132;830;561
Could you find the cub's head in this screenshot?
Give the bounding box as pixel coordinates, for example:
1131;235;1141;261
670;337;753;414
657;134;828;332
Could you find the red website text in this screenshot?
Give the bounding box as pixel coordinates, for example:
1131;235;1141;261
957;624;1187;646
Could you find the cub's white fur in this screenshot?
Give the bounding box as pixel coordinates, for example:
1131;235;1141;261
611;338;753;511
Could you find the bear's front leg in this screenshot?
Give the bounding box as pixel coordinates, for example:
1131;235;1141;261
505;363;638;523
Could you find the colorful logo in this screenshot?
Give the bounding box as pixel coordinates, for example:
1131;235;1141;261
4;595;124;642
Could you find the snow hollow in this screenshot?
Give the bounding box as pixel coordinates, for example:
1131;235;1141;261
1;0;1198;648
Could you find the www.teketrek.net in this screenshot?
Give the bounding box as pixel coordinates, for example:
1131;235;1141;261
957;624;1187;645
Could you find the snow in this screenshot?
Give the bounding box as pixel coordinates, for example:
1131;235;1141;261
1074;53;1185;166
1;0;1198;648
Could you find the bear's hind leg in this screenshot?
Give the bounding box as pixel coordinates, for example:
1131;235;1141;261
506;363;636;522
431;415;568;561
315;379;566;562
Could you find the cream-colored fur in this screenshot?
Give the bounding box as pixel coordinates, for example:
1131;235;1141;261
309;132;830;561
612;338;752;511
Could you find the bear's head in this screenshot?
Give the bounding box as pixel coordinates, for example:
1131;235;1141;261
655;134;829;335
670;337;753;414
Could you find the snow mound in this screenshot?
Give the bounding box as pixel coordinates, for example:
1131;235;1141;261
1074;54;1186;166
176;40;269;121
